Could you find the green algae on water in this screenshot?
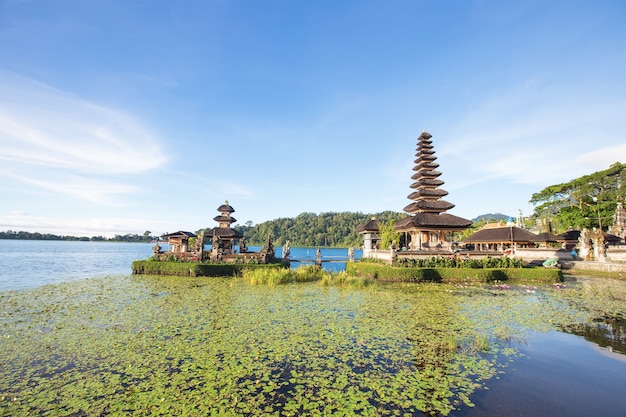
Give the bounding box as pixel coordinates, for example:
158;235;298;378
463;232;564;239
1;275;623;416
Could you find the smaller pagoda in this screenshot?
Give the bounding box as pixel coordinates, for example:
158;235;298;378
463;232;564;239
146;201;278;266
205;201;244;258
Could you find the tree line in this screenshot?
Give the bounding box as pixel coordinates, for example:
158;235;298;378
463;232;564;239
232;211;407;247
0;230;157;242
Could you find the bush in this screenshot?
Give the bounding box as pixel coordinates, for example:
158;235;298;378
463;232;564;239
346;262;562;283
131;260;284;277
394;256;524;269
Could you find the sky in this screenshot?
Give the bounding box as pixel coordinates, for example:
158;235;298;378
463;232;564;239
1;0;626;237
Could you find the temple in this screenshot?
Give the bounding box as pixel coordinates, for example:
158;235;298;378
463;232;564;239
394;131;472;250
205;201;244;256
153;201;276;264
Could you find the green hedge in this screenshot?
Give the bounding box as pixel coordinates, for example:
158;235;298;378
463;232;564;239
346;262;563;283
131;260;285;277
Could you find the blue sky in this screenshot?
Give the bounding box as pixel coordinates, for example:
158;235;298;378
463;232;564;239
1;0;625;237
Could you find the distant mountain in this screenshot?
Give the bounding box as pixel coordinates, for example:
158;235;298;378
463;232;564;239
471;213;511;223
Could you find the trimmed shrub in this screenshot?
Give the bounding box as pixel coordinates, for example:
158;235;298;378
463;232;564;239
393;255;524;269
131;260;284;277
346;262;562;283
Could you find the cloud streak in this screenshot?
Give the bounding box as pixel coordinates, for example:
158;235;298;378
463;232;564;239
0;210;177;238
0;71;167;199
440;80;626;187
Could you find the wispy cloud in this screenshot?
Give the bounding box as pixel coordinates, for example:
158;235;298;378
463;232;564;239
3;171;138;204
0;71;167;202
0;210;178;237
440;80;626;187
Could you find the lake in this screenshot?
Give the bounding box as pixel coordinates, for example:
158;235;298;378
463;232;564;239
0;240;625;416
0;240;361;292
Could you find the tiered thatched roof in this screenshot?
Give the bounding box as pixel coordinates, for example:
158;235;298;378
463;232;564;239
356;218;379;233
395;131;471;231
206;200;243;239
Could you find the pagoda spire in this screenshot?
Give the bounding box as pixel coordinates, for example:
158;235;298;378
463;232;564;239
403;131;455;214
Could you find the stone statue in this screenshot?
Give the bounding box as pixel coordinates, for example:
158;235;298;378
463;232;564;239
239;237;247;252
578;228;592;260
348;247;354;262
197;231;205;251
260;235;275;260
591;228;606;262
152;238;162;255
282;240;290;259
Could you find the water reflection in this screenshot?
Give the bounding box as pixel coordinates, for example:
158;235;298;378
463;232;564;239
565;317;626;354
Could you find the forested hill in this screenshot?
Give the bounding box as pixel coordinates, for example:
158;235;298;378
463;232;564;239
233;211;407;248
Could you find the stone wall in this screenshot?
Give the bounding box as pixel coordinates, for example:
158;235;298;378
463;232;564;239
513;248;575;262
560;260;626;272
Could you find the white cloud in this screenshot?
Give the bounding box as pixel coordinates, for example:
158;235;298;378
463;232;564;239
3;171;138;204
0;211;181;238
575;143;626;169
439;80;626;187
0;71;168;204
0;71;166;174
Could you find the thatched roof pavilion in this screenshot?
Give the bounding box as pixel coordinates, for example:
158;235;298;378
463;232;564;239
161;231;197;253
463;225;537;252
394;131;472;250
357;218;380;250
532;232;560;248
533;232;559;242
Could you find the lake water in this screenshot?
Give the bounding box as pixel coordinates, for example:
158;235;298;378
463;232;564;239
0;240;361;292
1;239;625;416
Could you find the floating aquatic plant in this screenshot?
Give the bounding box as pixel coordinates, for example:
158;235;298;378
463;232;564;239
0;275;623;416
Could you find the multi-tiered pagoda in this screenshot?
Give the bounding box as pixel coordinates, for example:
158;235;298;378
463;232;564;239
394;131;472;250
205;201;244;255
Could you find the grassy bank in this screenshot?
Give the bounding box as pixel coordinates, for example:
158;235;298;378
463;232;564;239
131;259;285;277
562;268;626;280
347;262;563;283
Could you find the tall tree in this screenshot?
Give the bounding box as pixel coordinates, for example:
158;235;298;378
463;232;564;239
529;162;625;233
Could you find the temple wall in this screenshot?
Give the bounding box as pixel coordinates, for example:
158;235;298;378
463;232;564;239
513;248;575;262
362;249;394;263
561;260;626;272
607;248;626;262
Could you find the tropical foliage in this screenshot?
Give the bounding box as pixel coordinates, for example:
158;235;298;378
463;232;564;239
378;219;401;249
232;210;407;247
529;162;626;233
